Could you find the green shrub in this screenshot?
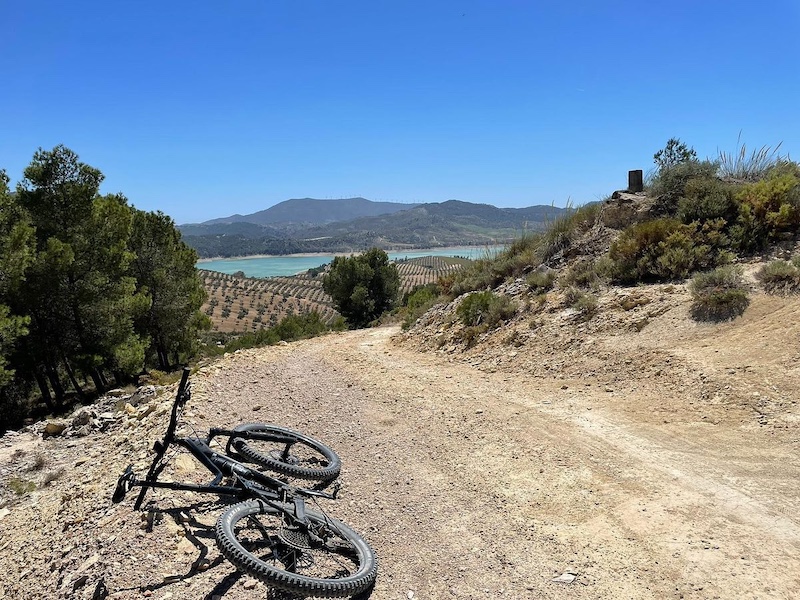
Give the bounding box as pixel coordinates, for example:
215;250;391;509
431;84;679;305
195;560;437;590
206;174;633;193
560;257;607;290
456;291;516;329
447;257;505;297
526;269;556;293
223;311;329;352
759;259;800;294
649;160;719;215
322;248;400;328
562;287;598;320
677;178;737;224
689;266;750;321
608;218;728;283
572;292;598;320
729;171;800;253
401;284;440;330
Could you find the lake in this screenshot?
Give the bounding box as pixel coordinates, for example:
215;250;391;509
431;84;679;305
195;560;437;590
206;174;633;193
197;246;503;278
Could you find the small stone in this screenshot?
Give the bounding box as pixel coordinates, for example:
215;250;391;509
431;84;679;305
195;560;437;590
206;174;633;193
252;405;262;411
129;385;157;406
551;571;578;584
44;421;68;436
243;579;258;590
136;404;156;420
175;455;195;472
177;537;195;555
72;409;93;427
77;553;100;573
73;425;92;437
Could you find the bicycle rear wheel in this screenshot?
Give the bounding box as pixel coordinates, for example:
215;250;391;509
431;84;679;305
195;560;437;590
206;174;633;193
215;499;377;598
228;424;341;481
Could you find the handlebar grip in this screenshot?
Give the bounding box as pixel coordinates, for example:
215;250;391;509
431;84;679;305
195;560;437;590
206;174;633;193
178;367;191;394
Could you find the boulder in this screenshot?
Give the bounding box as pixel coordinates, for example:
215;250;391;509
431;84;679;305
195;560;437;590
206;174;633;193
600;191;658;229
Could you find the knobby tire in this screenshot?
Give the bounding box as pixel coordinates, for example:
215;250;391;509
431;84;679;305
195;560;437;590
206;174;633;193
215;499;377;598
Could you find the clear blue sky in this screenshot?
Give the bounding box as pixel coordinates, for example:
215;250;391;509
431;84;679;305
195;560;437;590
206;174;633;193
2;1;798;224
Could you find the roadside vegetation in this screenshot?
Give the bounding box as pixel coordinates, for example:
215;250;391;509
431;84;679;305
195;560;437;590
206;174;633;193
0;146;210;430
397;136;799;332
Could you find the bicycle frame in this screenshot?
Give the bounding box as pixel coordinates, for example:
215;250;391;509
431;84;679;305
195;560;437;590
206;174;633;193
113;368;336;518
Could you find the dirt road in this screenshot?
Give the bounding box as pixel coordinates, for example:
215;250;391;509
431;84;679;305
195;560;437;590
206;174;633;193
1;298;800;599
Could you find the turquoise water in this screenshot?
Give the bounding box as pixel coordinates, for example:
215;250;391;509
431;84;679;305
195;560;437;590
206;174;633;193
198;246;502;278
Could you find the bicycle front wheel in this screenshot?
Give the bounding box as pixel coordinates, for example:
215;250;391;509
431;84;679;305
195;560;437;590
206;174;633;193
215;499;378;598
228;423;341;481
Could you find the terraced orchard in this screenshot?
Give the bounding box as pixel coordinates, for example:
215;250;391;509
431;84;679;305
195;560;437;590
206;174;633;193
199;256;469;332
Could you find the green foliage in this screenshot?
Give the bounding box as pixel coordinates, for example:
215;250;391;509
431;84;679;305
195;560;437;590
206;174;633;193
559;257;607;290
689;266;750;321
610;220;690;282
322;248;400;328
608;218;732;283
650;160;719;213
0;146;216;422
563;287;599;320
0;171;33;387
677;178;738;224
758;258;800;294
222;312;330;352
401;283;440;330
128;209;210;370
456;291;516;329
11;147;148;393
653;138;697;172
526;269;556;293
729;171;800;252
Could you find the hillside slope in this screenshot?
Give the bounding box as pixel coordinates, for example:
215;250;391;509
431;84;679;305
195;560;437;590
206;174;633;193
1;281;799;598
200;197;420;227
179;198;567;257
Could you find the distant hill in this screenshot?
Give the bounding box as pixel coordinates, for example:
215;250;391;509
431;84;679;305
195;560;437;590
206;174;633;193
180;197;567;258
198;197;421;227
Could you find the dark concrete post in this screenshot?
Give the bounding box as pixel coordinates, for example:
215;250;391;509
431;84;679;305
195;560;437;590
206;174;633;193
628;170;644;192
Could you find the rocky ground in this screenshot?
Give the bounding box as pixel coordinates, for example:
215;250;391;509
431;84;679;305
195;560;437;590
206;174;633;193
1;277;799;599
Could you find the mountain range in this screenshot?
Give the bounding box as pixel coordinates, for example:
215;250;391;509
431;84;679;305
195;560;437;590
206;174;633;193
179;197;566;258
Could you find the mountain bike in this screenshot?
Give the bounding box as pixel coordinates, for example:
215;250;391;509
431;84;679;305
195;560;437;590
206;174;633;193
112;367;378;598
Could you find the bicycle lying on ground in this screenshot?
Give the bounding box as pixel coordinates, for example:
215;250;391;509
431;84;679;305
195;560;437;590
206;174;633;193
112;367;378;598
